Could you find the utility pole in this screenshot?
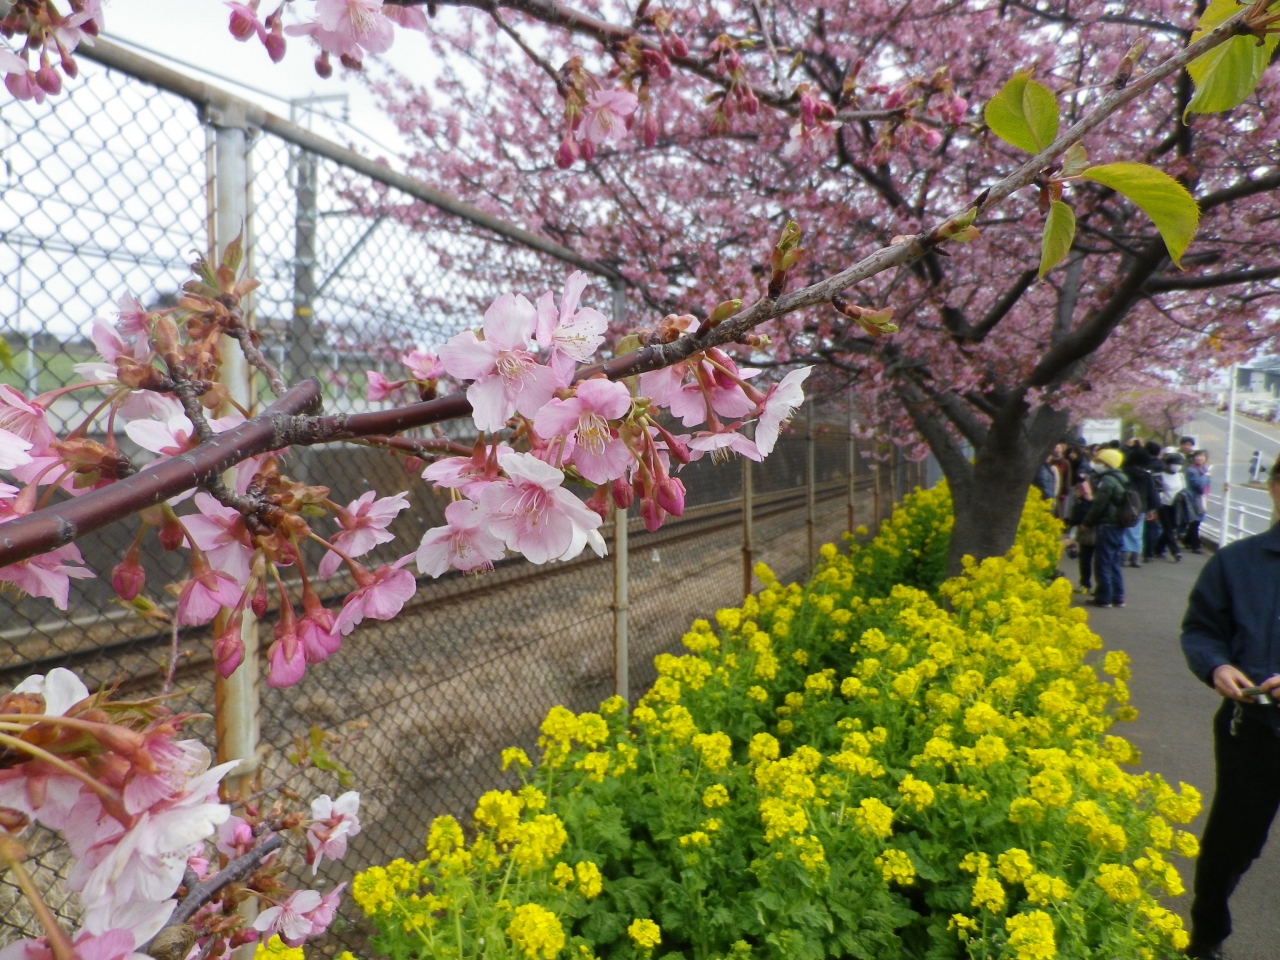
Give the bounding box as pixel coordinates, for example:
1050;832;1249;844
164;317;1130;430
611;281;629;701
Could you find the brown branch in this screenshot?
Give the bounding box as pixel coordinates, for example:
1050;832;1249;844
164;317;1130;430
159;834;284;933
1144;266;1280;292
0;382;322;568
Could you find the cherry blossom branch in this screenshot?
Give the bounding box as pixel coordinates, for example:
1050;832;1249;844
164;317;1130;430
226;327;288;399
159;833;285;933
402;0;905;122
0;381;321;568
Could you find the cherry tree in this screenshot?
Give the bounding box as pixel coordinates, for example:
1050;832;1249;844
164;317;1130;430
0;0;1276;956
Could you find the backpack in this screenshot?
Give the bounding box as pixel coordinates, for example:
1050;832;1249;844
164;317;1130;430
1116;484;1144;527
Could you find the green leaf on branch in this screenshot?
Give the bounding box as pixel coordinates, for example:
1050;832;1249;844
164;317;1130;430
1082;162;1200;267
0;337;13;372
1186;0;1280;116
1039;201;1076;279
984;71;1060;154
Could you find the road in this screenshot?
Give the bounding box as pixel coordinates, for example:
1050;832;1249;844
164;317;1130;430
1187;410;1276;539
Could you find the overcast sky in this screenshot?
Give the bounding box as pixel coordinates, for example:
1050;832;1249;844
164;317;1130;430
100;0;433;158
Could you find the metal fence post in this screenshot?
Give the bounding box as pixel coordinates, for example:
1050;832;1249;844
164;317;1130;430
611;282;629;700
742;455;754;598
874;458;883;530
847;394;856;534
806;402;816;569
206;106;260;805
1222;363;1237;545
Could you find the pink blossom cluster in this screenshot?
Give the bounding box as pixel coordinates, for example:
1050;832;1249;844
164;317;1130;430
407;273;811;576
0;0;103;104
0;668;361;959
223;0;429;78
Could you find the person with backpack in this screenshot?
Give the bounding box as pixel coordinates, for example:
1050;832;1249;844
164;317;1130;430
1080;448;1139;608
1122;446;1160;569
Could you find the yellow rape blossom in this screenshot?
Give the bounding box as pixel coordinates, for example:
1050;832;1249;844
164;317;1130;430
1005;911;1057;960
875;848;916;885
628;919;662;951
1095;863;1142;903
506;903;565;960
703;784;730;808
254;937;304;960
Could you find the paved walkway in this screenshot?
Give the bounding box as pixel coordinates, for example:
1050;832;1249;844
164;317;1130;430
1074;550;1280;959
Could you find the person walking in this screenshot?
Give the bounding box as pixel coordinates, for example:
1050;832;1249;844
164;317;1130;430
1122;446;1158;569
1067;468;1096;595
1143;440;1165;561
1184;450;1212;554
1180;454;1280;960
1080;448;1130;608
1154;452;1187;561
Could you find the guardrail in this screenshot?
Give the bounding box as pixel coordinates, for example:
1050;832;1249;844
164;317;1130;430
1201;493;1273;545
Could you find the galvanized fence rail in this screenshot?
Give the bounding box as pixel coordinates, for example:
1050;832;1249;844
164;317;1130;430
0;42;933;954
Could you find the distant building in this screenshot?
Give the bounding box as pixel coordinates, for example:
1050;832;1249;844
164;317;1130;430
1236;357;1280;397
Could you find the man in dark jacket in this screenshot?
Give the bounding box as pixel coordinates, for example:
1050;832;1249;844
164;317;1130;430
1080;447;1129;607
1180;455;1280;960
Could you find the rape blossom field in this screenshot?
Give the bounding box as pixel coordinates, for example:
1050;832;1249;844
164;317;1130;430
340;487;1200;960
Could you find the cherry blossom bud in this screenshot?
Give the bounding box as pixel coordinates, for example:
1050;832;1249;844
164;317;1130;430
555;136;579;169
643;111;658;148
403;455;424;474
35;63;61;96
251;581;269;618
111;557;145;601
654;477;685;517
150;316;182;358
214;620;245;678
744;91;760;116
228;8;258;40
923;128;943;149
265;29;286;63
947;95;967;124
611;476;634;510
158;514;185;551
579;138;596;163
671;36;688;57
726;51;741;72
586;485;610;520
60;50;78;79
640;497;665;532
315;52;333;79
339;53;362;71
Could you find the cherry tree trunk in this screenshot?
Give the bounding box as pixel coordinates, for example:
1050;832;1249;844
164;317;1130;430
943;406;1071;577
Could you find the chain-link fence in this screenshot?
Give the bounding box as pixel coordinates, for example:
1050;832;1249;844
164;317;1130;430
0;44;933;955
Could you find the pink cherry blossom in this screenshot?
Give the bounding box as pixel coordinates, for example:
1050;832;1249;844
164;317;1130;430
754;367;811;457
382;4;428;30
11;667;90;716
123;409;192;457
421;443;511;499
402;349;443;380
285;0;393;65
317;490;410;579
577;89;638;147
534;272;608;384
0;45;27;78
267;620;306;689
687;432;761;462
0;386;56;454
305;791;361;874
255;885;346;947
415;499;506;577
174;569;244;627
365;370;408;402
0;930;148;960
440;293;558;432
121;738;213;816
534;378;632;484
0;427;33;471
115;293;148;341
335;556;417;636
216;815;256;858
183;493;255;585
478;452;605;564
0;541;95;610
299;605;342;663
